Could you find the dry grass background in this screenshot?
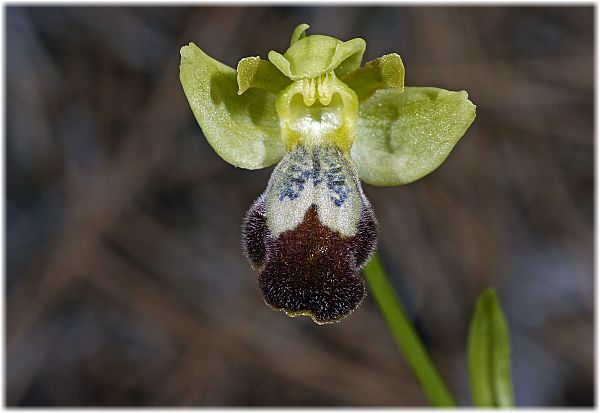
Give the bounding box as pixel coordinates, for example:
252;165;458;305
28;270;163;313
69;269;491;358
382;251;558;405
6;6;593;406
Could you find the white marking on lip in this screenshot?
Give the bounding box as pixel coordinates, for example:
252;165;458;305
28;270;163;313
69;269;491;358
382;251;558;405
291;111;342;140
265;145;363;238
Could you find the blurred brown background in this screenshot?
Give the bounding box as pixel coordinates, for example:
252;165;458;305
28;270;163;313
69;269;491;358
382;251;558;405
6;6;594;407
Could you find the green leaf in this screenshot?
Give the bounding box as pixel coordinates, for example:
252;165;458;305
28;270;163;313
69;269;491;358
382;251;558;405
351;87;476;186
237;56;292;95
467;288;515;407
180;43;285;169
342;53;405;101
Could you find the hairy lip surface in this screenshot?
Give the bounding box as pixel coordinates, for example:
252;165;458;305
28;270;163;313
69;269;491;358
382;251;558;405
243;199;377;324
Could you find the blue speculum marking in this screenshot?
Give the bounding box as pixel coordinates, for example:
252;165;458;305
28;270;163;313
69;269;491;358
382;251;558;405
277;146;351;207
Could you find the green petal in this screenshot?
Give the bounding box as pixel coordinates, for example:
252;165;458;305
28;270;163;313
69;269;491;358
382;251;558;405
237;56;292;95
267;49;294;79
290;23;310;46
352;87;476;186
268;35;365;80
342;53;405;101
180;43;285;169
467;289;515;407
329;38;366;78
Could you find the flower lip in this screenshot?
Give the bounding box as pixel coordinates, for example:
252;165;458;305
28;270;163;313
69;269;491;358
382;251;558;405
268;34;366;81
253;204;377;324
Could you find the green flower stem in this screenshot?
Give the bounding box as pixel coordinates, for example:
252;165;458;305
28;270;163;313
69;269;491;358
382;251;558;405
363;253;457;407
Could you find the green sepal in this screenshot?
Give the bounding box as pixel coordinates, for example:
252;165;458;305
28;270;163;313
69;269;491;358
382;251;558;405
237;56;292;95
342;53;405;101
179;43;285;169
467;288;515;407
352;87;476;186
268;34;365;80
290;23;310;46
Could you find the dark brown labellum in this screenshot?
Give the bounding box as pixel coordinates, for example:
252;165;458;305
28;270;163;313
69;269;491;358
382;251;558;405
242;195;377;324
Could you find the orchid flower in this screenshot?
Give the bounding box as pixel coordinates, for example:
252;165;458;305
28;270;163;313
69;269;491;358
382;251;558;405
179;23;475;324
